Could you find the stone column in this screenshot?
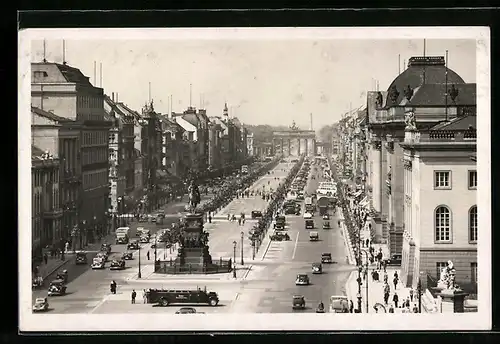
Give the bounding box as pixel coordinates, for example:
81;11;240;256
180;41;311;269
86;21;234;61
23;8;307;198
305;138;309;156
281;138;284;155
288;139;291;157
312;139;316;156
297;138;301;155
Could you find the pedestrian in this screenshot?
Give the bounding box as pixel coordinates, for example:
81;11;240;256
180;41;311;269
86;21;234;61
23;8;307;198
43;253;48;265
388;304;395;313
208;214;212;223
238;218;242;226
412;304;419;313
393;292;399;308
349;300;354;313
383;260;387;273
227;214;231;221
405;297;411;308
366;238;369;247
146;251;150;261
131;289;137;304
384;271;388;284
393;272;399;289
409;287;414;302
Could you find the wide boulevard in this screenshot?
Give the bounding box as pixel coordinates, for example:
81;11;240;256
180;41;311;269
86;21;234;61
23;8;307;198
34;158;353;314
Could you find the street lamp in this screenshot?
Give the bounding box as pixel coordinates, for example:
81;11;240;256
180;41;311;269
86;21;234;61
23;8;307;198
417;276;423;313
138;243;142;279
356;266;362;312
233;240;237;278
361;250;369;313
154;234;157;261
240;231;244;265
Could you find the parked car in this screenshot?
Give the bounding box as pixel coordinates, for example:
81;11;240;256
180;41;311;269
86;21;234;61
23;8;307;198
385;254;402;266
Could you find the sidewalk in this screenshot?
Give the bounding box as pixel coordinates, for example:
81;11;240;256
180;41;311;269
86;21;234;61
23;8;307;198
337;208;356;266
345;266;421;313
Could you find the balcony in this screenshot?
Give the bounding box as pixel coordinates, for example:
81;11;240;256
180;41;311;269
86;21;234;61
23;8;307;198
404;129;477;144
43;208;63;219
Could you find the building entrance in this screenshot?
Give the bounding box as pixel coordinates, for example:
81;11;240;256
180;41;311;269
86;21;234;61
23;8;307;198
272;122;317;157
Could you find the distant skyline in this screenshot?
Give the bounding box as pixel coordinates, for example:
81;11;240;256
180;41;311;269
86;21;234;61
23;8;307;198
30;36;476;130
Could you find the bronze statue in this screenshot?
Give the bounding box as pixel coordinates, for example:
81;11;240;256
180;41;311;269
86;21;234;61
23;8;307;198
290;121;299;131
376;92;383;107
449;84;459;102
187;179;201;213
404;85;414;101
388;85;400;103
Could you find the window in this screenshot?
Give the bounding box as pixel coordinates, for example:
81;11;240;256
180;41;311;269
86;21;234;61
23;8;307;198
435;206;451;242
471;262;477;284
468;170;477;189
469;206;477;242
434;171;451;189
436;262;448;279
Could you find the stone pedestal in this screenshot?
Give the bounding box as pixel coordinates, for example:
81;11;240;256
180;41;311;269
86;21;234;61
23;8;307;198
438;289;469;313
175;213;213;267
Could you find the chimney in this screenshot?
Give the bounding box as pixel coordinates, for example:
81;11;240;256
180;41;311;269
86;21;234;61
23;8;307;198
112;92;115;102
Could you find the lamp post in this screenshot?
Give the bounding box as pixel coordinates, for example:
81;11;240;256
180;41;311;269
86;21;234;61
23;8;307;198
361;249;369;313
154;234;157;261
233;240;237;278
417;276;422;313
240;231;244;265
137;243;142;279
356;265;362;312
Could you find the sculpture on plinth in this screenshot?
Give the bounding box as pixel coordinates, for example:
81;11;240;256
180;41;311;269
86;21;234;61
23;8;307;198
187;179;201;214
404;110;417;131
437;260;461;291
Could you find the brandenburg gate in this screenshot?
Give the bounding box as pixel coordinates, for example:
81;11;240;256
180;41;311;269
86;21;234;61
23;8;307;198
272;122;317;157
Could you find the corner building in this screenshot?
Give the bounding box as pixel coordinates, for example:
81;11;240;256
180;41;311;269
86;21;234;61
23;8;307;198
365;56;473;258
32;62;111;243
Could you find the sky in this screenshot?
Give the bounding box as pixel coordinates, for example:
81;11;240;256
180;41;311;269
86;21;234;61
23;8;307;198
31;38;476;130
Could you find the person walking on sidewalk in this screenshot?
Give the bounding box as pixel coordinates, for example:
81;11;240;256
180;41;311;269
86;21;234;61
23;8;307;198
208;213;212;223
393;271;399;290
131;290;136;304
384;271;388;284
146;251;150;261
43;253;48;265
409;287;414;302
366;238;370;248
393;292;399;308
405;297;410;308
388;304;395;313
349;300;354;313
383;283;390;305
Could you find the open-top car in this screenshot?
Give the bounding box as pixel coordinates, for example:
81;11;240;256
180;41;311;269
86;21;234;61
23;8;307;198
321;253;333;264
110;259;126;270
91;257;105;269
140;235;150;244
270;231;290;241
75;251;88;265
96;251;108;261
127;241;140;250
48;279;67;296
323;221;331;229
295;274;310;286
312;262;323;274
33;297;49;312
292;295;306;310
121;251;133;260
251;210;263;219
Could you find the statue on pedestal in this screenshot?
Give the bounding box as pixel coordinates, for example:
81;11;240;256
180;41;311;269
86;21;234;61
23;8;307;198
188;179;201;214
404;110;417;131
437;260;461;291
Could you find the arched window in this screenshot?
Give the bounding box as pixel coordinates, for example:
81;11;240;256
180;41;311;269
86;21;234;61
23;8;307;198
435;206;451;242
469;206;477;242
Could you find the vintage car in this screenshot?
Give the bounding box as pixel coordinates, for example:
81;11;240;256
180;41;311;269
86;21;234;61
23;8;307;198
312;262;323;274
305;220;315;230
321;253;333;264
330;295;349;313
322;214;330;220
127;241;140;250
295;274;310;286
385;254;402;266
32;297;49;312
323;221;331;229
56;270;68;283
96;251;108;261
121;251;133;260
91;257;106;269
101;243;112;254
273;216;286;229
270;231;290;241
75;251;88;265
292;295;306;310
303;212;313;220
110;259;126;270
47;279;67;296
140;235;150;244
251;210;263;219
136;227;145;236
175;307;198;314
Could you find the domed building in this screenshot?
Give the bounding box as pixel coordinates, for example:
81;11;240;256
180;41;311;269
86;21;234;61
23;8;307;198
364;55;477;291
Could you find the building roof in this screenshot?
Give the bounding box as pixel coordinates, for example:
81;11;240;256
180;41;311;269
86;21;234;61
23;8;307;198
406;83;476;107
182;113;200;127
32;62;93;86
385;56;466;107
430;114;476;131
31;106;73;123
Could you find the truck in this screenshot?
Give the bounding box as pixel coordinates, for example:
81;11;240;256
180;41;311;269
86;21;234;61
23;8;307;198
146;288;220;307
304;197;314;213
317;197;330;216
115;226;130;244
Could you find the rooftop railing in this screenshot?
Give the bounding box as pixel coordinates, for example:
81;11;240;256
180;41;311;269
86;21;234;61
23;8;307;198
404;129;477;144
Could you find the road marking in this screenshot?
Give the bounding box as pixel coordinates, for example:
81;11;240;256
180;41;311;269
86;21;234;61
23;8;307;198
89;293;110;314
292;231;300;260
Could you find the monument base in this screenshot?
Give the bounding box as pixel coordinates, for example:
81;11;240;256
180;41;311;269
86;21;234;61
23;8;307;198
439;289;469;313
